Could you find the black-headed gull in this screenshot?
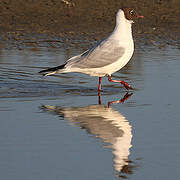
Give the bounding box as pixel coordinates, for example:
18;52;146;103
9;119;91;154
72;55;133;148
39;8;144;91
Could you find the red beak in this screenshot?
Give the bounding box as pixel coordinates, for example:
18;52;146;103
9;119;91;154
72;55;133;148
137;15;144;18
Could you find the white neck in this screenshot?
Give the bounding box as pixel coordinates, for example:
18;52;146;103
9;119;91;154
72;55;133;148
110;10;133;42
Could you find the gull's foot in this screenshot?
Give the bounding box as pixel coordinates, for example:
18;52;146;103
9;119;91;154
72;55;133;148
108;76;133;90
121;81;133;90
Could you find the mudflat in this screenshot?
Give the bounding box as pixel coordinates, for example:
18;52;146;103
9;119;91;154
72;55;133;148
0;0;179;47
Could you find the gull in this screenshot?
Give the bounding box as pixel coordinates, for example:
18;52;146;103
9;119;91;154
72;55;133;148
39;8;144;91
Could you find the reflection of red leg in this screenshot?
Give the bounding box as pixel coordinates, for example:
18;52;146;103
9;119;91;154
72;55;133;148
98;91;101;105
98;77;102;91
108;75;133;90
108;92;133;107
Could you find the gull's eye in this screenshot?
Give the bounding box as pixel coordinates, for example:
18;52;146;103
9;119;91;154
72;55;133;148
130;10;134;15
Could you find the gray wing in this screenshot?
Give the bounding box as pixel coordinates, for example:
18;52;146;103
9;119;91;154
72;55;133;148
69;39;125;69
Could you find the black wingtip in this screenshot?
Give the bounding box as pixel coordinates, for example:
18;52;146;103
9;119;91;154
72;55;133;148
39;69;47;74
39;64;66;75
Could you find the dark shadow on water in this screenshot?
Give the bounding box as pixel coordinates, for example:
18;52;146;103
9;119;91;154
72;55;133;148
40;93;140;178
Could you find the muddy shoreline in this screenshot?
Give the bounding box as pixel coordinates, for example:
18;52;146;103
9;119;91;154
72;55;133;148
0;0;179;48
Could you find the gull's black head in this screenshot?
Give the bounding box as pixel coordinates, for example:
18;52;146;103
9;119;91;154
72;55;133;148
122;8;144;21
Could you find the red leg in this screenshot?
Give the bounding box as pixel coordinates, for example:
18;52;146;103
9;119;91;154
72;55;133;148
108;75;133;90
98;77;102;91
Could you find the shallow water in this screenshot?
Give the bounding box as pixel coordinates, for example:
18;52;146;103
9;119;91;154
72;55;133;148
0;42;180;179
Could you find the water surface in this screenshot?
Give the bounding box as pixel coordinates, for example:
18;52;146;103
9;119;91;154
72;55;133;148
0;43;180;179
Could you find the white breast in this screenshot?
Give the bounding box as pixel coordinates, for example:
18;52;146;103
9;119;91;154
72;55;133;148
98;39;134;76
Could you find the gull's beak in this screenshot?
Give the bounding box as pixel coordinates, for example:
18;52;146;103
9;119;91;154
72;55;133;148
137;15;144;18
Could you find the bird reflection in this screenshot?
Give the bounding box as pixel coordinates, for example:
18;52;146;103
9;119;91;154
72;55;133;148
41;93;137;178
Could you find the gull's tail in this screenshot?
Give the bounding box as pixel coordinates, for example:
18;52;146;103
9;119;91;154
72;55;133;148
39;64;66;76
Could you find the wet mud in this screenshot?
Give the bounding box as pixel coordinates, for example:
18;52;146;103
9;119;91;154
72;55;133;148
0;0;179;48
